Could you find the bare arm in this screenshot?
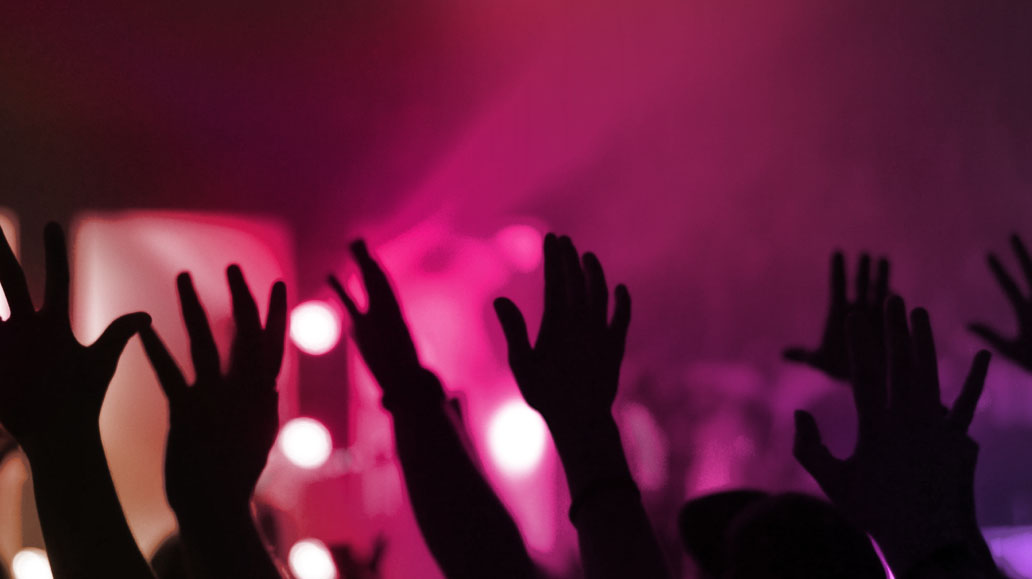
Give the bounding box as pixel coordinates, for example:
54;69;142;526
139;267;287;579
0;223;154;578
494;234;668;579
330;241;536;579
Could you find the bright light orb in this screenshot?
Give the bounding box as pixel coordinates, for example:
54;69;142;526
494;225;544;272
290;301;342;355
279;418;334;469
288;539;338;579
487;400;548;477
12;548;53;579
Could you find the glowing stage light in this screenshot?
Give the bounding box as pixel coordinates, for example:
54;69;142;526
279;418;334;469
290;301;342;355
12;548;53;579
487;400;548;477
288;539;338;579
494;225;544;272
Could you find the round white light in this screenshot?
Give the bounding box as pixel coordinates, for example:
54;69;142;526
12;548;53;579
487;400;548;477
290;301;342;355
288;538;337;579
279;418;334;469
494;225;544;272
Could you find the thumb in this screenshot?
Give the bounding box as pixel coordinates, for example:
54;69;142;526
92;312;152;364
793;410;841;490
493;298;532;370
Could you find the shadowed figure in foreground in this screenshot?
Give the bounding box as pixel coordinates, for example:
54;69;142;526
329;241;537;579
0;223;154;578
794;295;1004;578
494;234;669;579
678;490;885;579
139;267;288;579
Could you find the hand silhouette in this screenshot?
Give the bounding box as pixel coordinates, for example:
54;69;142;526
329;242;535;578
493;234;630;423
0;223;154;578
0;222;150;451
794;296;992;575
969;234;1032;371
784;252;889;381
140;267;287;515
328;240;441;411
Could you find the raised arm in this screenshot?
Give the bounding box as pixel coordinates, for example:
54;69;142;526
784;251;890;381
493;234;668;579
329;241;536;579
794;296;1003;579
0;223;154;578
139;267;287;579
969;234;1032;371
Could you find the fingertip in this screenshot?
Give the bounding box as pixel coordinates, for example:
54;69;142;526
350;239;369;259
44;221;64;240
176;271;192;288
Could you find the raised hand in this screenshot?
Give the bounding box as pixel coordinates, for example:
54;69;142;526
140;267;286;579
328;240;441;411
493;234;630;423
495;234;666;579
784;252;890;381
0;223;150;450
0;223;153;579
794;296;997;577
328;242;536;579
969;234;1032;371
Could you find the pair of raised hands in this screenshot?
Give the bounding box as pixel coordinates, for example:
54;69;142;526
0;223;287;579
328;235;629;426
784;247;1030;577
330;234;667;579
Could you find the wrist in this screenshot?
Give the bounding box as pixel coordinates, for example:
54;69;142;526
380;368;446;415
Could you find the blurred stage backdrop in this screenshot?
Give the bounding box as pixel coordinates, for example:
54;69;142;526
2;1;1032;577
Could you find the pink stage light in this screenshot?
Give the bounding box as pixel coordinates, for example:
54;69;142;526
290;301;342;355
11;548;52;579
288;539;338;579
487;400;548;477
494;224;544;273
278;418;334;469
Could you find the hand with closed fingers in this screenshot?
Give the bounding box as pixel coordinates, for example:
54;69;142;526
493;234;630;424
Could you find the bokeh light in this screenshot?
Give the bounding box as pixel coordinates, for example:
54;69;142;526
487;400;548;477
288;538;338;579
279;418;334;469
12;548;53;579
494;224;544;273
290;301;342;355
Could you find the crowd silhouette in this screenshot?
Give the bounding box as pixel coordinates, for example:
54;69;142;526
0;222;1025;578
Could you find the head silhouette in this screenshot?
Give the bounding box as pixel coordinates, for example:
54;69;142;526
680;491;885;579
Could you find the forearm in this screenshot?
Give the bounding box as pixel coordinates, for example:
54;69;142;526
548;414;668;579
389;371;535;579
25;432;154;579
174;501;282;579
